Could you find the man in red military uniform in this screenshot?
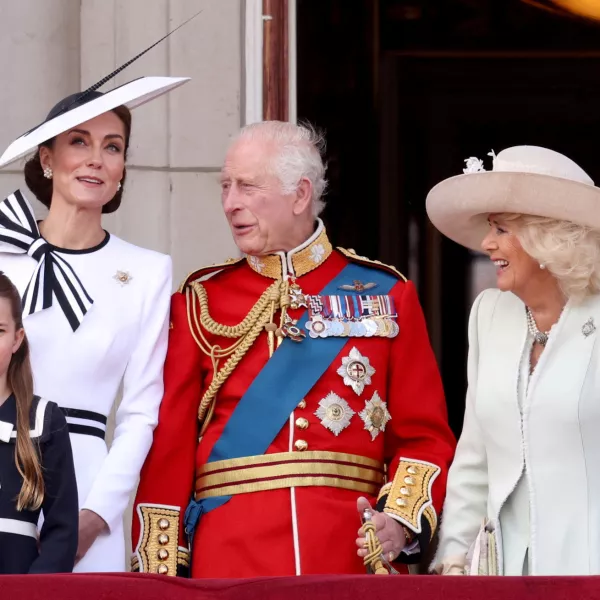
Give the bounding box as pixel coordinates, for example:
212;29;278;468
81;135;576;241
131;121;456;578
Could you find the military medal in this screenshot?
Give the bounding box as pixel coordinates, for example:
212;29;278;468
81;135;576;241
289;282;308;309
359;391;392;440
337;347;375;395
280;315;306;342
302;287;399;339
315;392;355;436
306;315;329;338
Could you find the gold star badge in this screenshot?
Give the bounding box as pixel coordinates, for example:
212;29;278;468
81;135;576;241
359;391;391;441
113;270;133;286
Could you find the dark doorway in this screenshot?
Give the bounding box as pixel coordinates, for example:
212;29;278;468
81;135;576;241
297;0;600;437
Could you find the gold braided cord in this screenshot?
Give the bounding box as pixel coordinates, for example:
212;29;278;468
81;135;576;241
184;279;288;432
363;520;389;575
191;280;280;338
197;306;270;429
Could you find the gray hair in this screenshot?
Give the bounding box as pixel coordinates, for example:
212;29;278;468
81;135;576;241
234;120;328;217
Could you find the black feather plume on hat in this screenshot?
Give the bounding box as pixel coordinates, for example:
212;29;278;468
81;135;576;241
22;8;202;137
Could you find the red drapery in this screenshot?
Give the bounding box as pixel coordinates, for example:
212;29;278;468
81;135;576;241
1;573;599;600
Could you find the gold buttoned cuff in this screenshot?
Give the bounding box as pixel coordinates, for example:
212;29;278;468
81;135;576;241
383;458;440;539
133;504;189;576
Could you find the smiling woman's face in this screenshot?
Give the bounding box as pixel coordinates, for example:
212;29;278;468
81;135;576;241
480;214;544;294
39;111;126;212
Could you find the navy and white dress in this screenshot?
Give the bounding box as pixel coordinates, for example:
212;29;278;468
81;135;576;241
0;395;78;574
0;191;172;572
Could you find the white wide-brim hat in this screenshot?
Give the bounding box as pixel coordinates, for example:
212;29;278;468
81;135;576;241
426;145;600;251
0;76;190;168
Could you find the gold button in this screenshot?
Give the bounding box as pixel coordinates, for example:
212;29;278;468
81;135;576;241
404;476;415;486
295;439;308;451
158;534;169;546
157;549;169;561
407;465;419;475
295;417;309;430
157;564;169;575
157;518;170;531
297;399;307;409
396;498;407;507
400;487;411;496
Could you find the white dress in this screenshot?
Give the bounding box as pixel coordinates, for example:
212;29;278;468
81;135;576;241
0;232;172;572
434;288;600;575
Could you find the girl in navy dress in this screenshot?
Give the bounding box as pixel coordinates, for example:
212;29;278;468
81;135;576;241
0;272;78;573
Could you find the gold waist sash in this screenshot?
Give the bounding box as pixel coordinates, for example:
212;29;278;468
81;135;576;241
195;450;385;500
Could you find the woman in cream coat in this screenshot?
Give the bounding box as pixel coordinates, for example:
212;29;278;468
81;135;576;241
426;145;600;576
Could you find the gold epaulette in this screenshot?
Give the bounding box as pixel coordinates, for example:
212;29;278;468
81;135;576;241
177;256;244;293
336;247;407;282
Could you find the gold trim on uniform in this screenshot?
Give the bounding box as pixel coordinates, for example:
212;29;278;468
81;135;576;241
177;256;244;293
194;450;385;500
245;226;333;279
337;247;407;282
134;504;187;576
383;458;440;538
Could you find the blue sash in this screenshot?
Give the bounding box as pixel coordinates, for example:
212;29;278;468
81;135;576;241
184;263;398;536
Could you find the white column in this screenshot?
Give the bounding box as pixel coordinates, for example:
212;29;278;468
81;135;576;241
0;0;81;213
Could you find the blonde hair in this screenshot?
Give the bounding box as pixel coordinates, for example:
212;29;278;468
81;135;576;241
499;213;600;302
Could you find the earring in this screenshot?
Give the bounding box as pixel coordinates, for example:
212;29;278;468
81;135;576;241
43;166;53;179
117;182;122;191
540;263;546;270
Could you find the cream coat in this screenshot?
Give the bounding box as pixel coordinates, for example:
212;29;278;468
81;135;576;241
434;288;600;575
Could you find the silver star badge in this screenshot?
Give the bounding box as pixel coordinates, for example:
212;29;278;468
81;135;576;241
359;391;391;441
315;392;355;436
113;270;133;286
337;347;375;395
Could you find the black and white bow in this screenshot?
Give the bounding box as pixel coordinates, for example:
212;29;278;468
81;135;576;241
0;190;93;331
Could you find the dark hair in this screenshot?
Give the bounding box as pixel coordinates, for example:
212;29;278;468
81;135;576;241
0;272;42;511
23;103;132;214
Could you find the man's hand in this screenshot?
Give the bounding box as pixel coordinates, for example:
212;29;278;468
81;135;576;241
355;497;408;563
76;509;109;564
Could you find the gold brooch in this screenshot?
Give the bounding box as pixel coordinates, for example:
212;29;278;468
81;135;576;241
113;270;133;286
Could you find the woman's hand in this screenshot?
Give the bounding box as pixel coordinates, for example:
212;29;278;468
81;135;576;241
75;509;109;564
355;497;408;564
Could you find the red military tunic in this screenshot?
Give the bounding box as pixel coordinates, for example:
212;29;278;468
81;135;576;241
132;222;456;578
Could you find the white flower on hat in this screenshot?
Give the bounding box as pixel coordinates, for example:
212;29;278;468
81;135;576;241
463;151;496;174
463;157;485;174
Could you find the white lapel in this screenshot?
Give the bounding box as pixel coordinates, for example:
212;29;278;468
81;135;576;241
530;296;600;413
0;420;14;443
478;291;528;412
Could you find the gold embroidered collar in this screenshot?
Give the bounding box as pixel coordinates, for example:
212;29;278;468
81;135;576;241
246;219;333;279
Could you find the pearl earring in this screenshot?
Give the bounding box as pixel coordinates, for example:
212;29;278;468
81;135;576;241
540;263;546;270
43;166;53;179
117;182;122;191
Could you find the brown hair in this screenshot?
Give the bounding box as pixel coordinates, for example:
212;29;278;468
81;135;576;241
0;272;43;510
23;104;132;214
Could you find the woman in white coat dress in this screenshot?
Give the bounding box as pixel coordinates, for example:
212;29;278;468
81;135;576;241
426;145;600;576
0;72;189;571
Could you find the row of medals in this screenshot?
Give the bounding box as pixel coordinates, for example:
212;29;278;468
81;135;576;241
316;316;399;338
288;283;400;339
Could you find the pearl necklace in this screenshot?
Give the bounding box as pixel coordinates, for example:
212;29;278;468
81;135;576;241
526;307;550;346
